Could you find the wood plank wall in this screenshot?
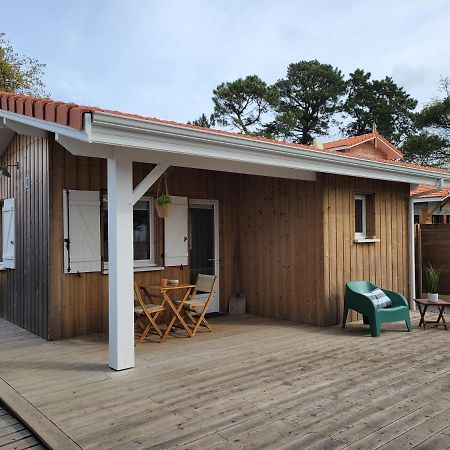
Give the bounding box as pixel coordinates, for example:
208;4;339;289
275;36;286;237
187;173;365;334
321;174;410;326
237;174;324;325
47;141;411;338
49;141;240;339
417;224;450;295
0;135;50;338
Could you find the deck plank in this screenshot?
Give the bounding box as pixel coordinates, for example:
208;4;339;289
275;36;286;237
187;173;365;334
1;314;450;449
0;405;41;450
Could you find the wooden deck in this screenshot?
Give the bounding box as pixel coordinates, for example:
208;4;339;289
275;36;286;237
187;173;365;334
1;313;450;449
0;404;44;449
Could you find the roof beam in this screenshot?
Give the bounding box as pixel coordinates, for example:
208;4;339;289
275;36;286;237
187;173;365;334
131;163;169;205
2;118;47;138
90;112;450;187
55;134;113;158
0;126;15;156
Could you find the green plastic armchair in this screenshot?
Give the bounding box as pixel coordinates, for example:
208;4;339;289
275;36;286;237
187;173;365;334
342;281;412;337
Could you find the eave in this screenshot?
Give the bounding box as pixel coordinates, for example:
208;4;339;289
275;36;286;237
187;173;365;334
0;108;449;188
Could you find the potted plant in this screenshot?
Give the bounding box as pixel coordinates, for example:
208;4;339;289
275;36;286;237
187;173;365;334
424;263;445;302
155;193;172;218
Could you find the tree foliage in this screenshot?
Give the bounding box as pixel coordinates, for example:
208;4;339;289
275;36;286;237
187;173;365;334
343;69;417;145
212;75;279;134
407;78;450;167
190;60;449;167
0;33;47;96
416;96;450;131
188;113;216;128
402;132;449;167
272;60;345;144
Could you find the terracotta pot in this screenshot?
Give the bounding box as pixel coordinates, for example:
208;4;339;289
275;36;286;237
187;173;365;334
160;278;168;287
155;203;172;218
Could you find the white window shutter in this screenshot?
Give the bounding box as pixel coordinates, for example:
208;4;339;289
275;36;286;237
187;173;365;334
2;198;16;269
164;196;188;266
63;190;101;273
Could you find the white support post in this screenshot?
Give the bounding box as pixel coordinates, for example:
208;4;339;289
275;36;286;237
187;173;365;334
409;193;416;311
107;152;135;370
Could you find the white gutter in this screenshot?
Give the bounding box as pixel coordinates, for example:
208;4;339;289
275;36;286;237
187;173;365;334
90;111;450;188
1;108;449;187
413;197;447;203
408;194;416;310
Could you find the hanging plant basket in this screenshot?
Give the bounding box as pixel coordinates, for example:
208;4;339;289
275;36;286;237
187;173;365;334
155;202;172;218
155;174;172;218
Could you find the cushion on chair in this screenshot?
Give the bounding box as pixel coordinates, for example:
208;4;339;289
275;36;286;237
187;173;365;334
363;288;393;309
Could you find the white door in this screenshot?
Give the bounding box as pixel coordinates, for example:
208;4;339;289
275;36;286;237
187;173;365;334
188;199;219;313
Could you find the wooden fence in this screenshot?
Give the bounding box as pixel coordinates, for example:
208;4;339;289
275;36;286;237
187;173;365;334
415;224;450;296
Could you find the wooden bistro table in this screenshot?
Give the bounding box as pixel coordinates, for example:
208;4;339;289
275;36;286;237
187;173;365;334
414;298;450;330
142;283;196;342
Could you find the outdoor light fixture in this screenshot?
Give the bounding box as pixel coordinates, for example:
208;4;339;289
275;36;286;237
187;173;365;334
0;162;19;177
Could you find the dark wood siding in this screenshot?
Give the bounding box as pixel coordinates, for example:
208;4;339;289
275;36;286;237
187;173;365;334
416;224;450;295
0;134;50;338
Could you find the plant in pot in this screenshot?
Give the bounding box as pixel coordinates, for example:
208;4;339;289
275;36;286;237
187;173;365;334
155;193;172;218
424;263;445;302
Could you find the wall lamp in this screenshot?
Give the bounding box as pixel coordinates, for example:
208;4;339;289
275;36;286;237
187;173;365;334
0;162;19;178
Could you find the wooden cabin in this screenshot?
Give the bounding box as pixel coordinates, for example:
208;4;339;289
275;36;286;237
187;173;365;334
1;92;449;370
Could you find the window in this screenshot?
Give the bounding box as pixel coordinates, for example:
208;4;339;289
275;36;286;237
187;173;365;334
414;215;420;224
102;196;156;267
354;195;367;239
432;215;442;224
354;194;377;241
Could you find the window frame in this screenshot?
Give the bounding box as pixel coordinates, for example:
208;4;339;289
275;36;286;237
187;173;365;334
102;195;157;270
354;194;367;240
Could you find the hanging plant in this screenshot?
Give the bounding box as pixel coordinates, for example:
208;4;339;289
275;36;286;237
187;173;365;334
155;175;172;218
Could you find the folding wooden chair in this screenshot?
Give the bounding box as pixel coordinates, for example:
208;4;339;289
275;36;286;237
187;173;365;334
134;283;165;345
181;274;217;336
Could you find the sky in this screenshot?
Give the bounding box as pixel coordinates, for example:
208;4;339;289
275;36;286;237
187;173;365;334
2;0;450;139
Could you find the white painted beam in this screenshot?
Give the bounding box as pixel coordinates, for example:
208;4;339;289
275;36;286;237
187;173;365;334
107;152;135;371
0;127;15;156
131;163;169;205
408;194;416;311
0;110;91;141
55;134;113;158
3;118;47;137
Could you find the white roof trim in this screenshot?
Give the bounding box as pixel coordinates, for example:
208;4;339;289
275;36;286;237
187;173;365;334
413;197;448;203
0;109;449;187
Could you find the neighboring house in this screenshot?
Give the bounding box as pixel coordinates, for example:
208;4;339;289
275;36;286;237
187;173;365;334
322;131;404;161
0;91;449;370
412;184;450;224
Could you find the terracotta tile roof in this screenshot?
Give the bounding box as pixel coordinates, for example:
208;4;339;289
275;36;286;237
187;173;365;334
324;132;377;148
411;184;450;199
0;91;314;148
324;131;404;158
1;91;449;178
